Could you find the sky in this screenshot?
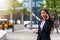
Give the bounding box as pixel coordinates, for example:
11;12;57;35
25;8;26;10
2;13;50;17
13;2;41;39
0;0;7;9
0;0;24;10
17;0;23;3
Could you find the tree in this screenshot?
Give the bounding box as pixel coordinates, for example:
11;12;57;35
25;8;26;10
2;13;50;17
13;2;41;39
18;7;30;24
7;0;22;19
6;0;30;24
17;0;30;24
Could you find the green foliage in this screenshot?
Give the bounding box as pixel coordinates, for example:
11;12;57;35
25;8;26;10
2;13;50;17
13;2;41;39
8;0;23;8
39;0;60;17
18;7;30;16
7;0;30;16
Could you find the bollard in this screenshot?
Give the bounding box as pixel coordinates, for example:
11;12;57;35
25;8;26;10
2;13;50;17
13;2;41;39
12;25;14;32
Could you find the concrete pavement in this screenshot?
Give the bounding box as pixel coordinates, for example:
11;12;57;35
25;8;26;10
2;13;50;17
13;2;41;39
6;29;37;40
5;28;60;40
3;24;60;40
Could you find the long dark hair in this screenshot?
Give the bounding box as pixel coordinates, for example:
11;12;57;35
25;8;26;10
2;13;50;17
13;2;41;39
40;8;54;30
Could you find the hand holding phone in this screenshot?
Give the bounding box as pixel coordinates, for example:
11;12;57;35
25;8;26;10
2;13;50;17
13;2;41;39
46;14;49;19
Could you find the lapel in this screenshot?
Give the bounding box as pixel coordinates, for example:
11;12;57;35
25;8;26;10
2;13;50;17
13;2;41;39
38;21;41;31
42;20;49;31
42;21;47;31
39;20;47;32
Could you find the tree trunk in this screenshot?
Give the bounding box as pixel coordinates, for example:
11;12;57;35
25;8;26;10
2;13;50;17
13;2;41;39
55;10;59;33
10;13;13;20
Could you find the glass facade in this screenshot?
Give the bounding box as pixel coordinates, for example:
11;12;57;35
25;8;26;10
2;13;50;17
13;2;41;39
24;0;44;22
32;0;43;18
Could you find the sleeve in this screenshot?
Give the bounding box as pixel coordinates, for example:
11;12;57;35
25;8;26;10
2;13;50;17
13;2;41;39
37;21;41;34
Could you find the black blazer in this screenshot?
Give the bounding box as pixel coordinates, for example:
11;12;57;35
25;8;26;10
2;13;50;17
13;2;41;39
37;19;51;40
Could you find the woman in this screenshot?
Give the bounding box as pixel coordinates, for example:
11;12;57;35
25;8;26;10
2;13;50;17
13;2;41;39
33;8;54;40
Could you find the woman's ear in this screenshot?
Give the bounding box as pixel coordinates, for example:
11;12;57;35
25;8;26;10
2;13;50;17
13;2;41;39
46;14;49;19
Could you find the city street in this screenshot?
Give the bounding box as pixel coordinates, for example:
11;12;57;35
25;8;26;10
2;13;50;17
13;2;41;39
0;0;60;40
5;24;60;40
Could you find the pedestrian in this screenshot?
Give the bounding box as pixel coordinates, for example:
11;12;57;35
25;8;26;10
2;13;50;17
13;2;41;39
24;24;27;28
33;8;54;40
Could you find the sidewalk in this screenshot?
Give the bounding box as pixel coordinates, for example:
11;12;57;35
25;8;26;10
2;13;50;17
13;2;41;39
3;24;60;40
5;28;60;40
6;28;37;40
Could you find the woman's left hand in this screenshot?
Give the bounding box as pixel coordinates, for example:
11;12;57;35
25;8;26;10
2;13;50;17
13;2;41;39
33;29;38;34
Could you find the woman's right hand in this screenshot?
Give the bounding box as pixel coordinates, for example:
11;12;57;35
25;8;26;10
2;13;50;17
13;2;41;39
33;29;38;34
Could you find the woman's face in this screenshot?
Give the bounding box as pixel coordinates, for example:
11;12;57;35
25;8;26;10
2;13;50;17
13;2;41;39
41;10;48;19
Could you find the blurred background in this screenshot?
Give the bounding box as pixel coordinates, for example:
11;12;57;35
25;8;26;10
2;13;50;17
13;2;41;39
0;0;60;40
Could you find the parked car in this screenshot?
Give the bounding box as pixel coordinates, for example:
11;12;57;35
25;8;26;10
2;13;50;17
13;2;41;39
0;19;8;29
0;19;14;29
24;21;38;29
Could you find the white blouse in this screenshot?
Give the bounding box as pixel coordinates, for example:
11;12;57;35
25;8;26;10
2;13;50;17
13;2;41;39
40;21;45;31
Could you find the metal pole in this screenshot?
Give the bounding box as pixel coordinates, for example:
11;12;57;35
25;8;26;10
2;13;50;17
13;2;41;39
30;0;32;29
21;12;24;24
35;0;36;24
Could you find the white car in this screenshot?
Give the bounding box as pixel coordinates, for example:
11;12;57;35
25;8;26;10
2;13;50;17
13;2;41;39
24;21;38;29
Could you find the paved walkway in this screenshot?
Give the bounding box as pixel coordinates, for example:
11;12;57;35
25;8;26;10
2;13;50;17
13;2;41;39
2;24;60;40
5;28;60;40
6;29;37;40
